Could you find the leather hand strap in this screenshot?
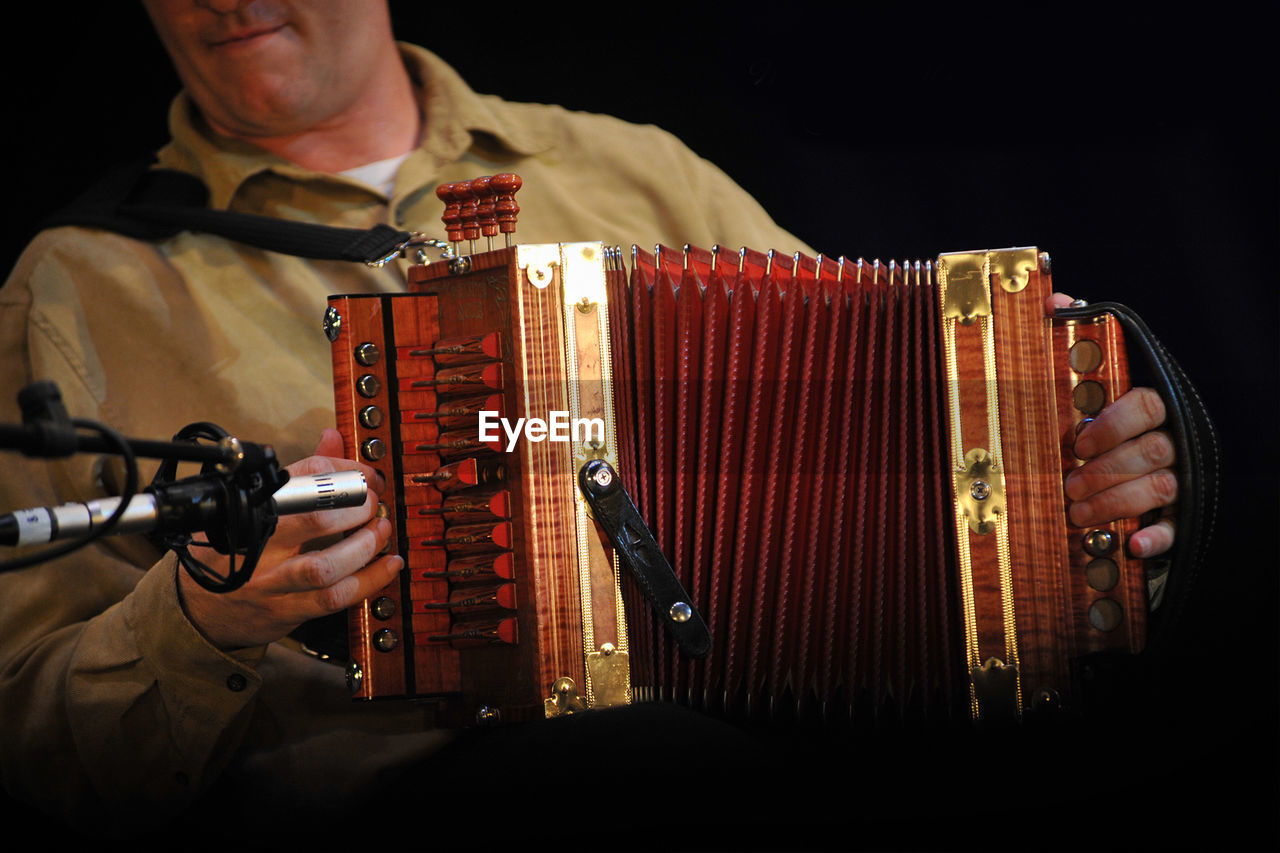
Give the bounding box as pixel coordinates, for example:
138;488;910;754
1054;302;1221;649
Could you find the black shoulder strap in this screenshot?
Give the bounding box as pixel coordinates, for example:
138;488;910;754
38;158;421;266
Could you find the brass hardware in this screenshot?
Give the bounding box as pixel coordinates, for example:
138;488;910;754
938;252;990;324
939;251;1028;720
517;244;560;290
586;644;631;708
1031;686;1061;712
939;247;1039;323
544;676;589;717
955;448;1006;534
971;657;1020;722
988;247;1038;294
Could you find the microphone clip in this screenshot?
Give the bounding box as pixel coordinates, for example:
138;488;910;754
150;422;289;594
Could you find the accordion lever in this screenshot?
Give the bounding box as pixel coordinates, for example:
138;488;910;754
578;459;711;659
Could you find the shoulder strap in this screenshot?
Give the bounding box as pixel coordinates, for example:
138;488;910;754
38;158;422;266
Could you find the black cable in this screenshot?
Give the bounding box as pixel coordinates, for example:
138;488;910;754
0;418;138;573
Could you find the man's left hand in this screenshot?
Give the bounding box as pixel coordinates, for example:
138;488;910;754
1049;293;1178;558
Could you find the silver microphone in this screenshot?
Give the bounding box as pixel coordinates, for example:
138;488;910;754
0;470;368;546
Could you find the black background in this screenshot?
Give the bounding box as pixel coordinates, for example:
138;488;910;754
3;3;1275;849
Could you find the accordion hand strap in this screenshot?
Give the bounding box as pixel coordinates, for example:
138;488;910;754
1054;302;1220;650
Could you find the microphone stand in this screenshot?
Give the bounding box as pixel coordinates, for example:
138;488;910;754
0;381;287;591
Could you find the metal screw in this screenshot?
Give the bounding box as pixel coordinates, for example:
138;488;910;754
323;306;342;342
592;465;613;488
345;661;363;695
969;480;991;501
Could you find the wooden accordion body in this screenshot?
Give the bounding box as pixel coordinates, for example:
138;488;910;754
327;242;1146;725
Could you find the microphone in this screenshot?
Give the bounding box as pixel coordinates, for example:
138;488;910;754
0;470;368;547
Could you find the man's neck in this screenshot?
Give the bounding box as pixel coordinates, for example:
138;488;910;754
204;56;421;174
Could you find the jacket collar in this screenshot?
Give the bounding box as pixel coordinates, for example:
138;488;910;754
155;44;552;211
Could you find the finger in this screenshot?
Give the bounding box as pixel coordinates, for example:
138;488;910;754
267;487;379;549
313;427;346;458
1073;387;1167;459
282;516;393;593
1065;429;1176;501
310;553;405;615
1128;518;1175;559
1046;292;1075;314
287;452;386;495
1068;468;1179;528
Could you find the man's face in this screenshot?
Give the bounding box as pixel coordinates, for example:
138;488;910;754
142;0;395;138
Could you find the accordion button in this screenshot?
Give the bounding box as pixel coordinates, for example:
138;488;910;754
359;405;384;429
1072;380;1106;415
371;596;396;620
1088;598;1123;633
373;628;399;652
361;438;387;462
357;374;382;398
1082;529;1115;557
355;342;382;366
1085;558;1120;592
1069;339;1103;374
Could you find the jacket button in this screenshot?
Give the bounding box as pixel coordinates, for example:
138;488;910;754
226;673;247;692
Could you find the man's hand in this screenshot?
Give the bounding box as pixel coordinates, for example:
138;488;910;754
1048;293;1177;558
177;428;402;649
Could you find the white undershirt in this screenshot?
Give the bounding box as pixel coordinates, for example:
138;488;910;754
338;151;412;198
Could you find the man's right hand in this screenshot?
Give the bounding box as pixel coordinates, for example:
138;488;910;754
176;428;402;650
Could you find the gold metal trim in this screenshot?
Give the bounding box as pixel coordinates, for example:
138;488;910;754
988;247;1039;294
585;643;631;708
937;248;1026;720
938;252;991;324
955;448;1006;534
517;243;560;290
559;243;631;709
544;677;588;717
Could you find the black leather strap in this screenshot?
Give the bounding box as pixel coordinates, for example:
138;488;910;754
39;158;416;265
578;459;711;659
1054;302;1220;649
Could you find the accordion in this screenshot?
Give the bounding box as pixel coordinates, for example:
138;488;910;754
324;180;1204;726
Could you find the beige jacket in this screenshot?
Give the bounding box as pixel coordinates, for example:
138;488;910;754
0;45;805;833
